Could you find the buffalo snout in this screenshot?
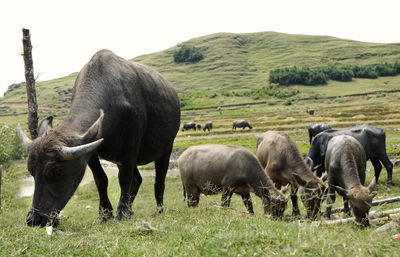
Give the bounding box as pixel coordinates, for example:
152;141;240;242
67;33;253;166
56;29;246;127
26;210;59;227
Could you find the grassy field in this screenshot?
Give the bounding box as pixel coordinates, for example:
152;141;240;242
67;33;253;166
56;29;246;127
1;92;400;256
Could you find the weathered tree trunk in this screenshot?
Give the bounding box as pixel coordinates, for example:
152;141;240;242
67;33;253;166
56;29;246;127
22;28;39;140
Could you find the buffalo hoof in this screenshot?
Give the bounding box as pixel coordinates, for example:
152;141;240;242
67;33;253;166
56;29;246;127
115;209;133;221
156;205;164;214
95;210;114;224
387;181;395;186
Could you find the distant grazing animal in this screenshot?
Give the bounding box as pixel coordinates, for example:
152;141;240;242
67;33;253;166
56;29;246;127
306;109;315;115
17;49;180;227
178;144;288;218
203;121;213;132
196;124;202;130
181;122;196;131
324;135;377;226
308;123;332;144
307;124;394;185
232;120;253;130
256;131;327;219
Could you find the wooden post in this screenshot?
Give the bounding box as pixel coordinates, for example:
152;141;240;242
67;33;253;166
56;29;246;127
22;28;39;140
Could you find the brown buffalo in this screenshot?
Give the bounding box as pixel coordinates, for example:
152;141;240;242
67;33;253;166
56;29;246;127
324;135;377;226
256;131;327;219
178;144;288;218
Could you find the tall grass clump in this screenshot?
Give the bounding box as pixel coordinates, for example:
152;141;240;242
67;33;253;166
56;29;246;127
0;125;25;164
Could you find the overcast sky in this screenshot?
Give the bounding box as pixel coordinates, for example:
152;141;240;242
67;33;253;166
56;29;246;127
1;0;399;96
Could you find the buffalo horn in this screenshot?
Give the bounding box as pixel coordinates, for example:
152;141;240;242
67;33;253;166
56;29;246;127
281;184;290;194
59;138;104;160
17;124;32;151
367;176;377;192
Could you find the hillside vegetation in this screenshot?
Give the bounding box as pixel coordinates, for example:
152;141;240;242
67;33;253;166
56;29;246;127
1;31;400;114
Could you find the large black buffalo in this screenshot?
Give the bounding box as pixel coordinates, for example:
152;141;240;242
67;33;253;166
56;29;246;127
307;124;393;185
308;123;331;144
17;49;181;227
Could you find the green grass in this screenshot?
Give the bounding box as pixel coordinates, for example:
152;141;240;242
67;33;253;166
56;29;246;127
1;161;399;256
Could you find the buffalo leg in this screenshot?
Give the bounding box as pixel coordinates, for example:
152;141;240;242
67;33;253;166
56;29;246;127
290;184;300;216
221;189;233;207
154;150;172;213
241;193;254;214
378;155;394;186
187;187;200;207
115;163;135;220
127;166;142;208
370;158;383;184
343;198;351;217
324;186;336;218
88;156;113;223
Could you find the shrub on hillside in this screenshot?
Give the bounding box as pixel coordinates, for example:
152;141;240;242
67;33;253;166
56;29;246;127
269;66;327;86
173;45;203;63
269;61;400;86
352;65;378;79
374;62;398;76
0;125;25;164
324;65;353;81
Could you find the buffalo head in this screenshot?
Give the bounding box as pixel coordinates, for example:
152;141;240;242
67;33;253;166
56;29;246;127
17;110;104;227
333;177;377;226
267;184;289;218
293;174;327;220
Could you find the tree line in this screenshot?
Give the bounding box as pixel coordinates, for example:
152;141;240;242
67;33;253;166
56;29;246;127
269;62;400;86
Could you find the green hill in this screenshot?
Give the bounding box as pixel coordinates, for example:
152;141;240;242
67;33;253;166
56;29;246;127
1;31;400;114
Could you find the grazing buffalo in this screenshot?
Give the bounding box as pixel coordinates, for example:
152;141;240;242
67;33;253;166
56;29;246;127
256;131;327;219
17;49;180;227
203;121;213;132
232;120;252;130
181;122;196;132
307;124;394;185
308;123;331;144
324;135;377;226
178;144;288;218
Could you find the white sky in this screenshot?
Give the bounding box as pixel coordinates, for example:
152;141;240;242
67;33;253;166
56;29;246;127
1;0;399;96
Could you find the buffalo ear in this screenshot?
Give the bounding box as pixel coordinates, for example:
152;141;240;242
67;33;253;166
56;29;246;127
332;185;349;198
38;116;53;136
80;109;104;141
370;191;378;199
304;156;313;168
292;173;307;187
17;124;33;151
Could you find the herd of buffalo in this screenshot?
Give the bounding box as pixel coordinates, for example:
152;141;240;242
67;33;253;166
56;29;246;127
16;50;394;228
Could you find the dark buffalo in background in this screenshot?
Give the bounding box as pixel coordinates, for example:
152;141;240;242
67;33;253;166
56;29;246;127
307;124;394;185
232;120;252;130
17;49;181;227
308;123;332;144
324;135;377;226
196;124;202;130
181;122;196;131
203;121;213;132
